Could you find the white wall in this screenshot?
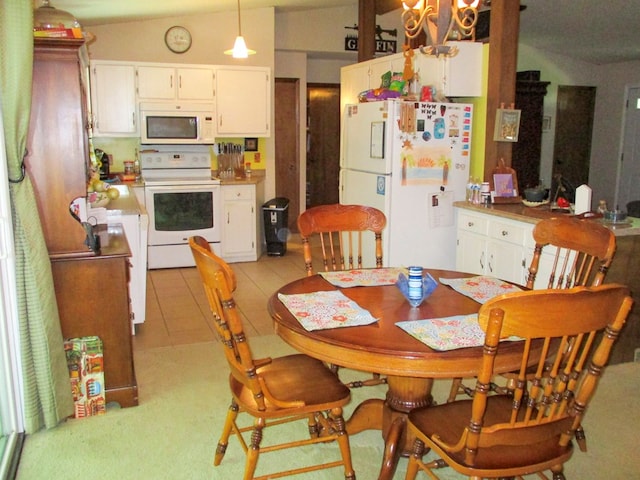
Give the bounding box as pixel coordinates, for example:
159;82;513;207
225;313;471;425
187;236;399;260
592;61;640;208
518;43;640;208
86;7;278;199
83;4;640;211
274;51;308;208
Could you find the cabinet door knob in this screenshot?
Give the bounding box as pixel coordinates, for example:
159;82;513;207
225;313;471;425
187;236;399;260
502;230;509;236
467;221;474;227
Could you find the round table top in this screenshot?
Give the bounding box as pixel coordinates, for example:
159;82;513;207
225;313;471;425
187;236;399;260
268;269;530;379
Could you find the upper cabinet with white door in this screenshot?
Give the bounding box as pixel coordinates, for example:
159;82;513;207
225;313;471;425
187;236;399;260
215;66;271;137
90;61;138;136
137;65;215;101
341;41;483;109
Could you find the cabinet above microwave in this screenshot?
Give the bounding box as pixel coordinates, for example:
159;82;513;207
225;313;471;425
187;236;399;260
89;60;271;139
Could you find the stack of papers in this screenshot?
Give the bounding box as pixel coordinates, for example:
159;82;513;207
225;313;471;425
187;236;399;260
277;290;378;331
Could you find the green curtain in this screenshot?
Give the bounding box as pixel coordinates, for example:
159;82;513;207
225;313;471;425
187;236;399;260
0;0;74;432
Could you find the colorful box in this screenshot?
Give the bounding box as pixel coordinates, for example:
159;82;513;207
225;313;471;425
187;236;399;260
64;336;106;418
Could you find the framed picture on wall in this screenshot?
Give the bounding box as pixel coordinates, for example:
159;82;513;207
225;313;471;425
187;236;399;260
493;108;521;142
244;137;258;152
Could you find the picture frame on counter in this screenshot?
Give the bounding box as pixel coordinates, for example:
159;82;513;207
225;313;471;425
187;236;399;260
244;137;258;152
493;108;521;142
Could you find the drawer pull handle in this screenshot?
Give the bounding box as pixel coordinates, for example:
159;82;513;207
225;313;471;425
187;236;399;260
502;230;509;236
467;221;474;227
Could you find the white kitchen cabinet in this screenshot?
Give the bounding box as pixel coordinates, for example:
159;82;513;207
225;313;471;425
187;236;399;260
456;209;531;285
137;65;215;101
215;66;271;137
456;210;489;276
90;61;138;136
106;185;149;333
340;54;406;110
417;41;484;97
221;183;264;263
486;218;529;284
131;185;145;208
340;41;483;110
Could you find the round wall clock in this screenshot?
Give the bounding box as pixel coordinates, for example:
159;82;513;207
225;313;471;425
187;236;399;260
164;26;192;53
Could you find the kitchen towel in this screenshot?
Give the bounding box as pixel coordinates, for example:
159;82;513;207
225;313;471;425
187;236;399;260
319;268;405;288
277;290;378;331
439;275;522;304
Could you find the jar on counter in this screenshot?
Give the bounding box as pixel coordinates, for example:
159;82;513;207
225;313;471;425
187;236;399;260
597;200;608;214
124;161;134;175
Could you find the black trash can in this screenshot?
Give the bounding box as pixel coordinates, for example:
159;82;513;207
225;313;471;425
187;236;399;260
262;197;289;256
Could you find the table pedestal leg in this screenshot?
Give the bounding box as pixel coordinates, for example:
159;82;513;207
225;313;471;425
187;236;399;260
347;375;434;480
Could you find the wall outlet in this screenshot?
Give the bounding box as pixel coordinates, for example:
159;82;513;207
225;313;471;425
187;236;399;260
634;348;640;363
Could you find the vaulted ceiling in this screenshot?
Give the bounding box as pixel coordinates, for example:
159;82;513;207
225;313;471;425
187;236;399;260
48;0;640;65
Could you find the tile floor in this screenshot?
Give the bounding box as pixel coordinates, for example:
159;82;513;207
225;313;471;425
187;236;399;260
132;236;309;351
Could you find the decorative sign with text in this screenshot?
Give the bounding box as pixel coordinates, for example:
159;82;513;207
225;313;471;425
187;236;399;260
344;24;398;54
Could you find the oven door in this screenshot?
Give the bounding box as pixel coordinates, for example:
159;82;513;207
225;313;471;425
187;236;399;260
145;183;221;268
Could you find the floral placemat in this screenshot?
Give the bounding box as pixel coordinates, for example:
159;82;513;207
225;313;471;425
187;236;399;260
319;268;405;288
396;315;522;351
439;275;521;304
397;315;485;350
277;290;378;331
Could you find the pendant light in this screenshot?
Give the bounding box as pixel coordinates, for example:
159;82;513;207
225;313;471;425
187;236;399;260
224;0;256;58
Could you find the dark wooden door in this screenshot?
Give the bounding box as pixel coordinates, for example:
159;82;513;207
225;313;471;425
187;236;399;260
551;85;596;201
275;78;300;233
307;84;341;207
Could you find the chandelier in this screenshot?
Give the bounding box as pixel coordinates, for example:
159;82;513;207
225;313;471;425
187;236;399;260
402;0;480;57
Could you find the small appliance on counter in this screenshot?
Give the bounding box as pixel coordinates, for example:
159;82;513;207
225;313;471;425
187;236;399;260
94;148;110;180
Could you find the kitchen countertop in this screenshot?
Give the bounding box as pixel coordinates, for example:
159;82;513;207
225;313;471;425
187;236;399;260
454;201;640;237
104;185;144;216
217;170;265;186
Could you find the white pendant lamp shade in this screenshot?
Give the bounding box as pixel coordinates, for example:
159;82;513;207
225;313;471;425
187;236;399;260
224;0;256;58
224;35;256;59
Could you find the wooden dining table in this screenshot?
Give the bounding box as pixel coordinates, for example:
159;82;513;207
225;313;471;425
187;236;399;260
267;269;532;480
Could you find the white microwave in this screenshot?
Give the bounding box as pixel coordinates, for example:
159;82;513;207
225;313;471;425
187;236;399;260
140;102;216;144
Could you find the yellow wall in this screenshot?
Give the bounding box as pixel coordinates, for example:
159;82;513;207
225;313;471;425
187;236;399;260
459;43;489;183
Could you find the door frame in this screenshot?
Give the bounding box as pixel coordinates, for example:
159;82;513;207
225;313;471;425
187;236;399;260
615;84;640;209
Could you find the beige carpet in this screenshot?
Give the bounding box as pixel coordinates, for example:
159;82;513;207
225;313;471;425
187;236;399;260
16;336;640;479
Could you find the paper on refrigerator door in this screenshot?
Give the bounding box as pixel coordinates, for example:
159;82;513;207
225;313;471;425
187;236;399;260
428;190;454;228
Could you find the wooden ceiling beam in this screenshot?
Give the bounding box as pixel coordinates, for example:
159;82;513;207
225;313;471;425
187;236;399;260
358;0;377;62
483;0;520;180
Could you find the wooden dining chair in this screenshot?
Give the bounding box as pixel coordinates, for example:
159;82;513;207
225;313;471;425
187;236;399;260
525;215;616;290
405;284;633;480
297;203;387;276
447;216;617;402
297;203;387;388
189;236;356;480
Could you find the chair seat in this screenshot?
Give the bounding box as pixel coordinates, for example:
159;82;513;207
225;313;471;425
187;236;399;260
409;396;573;473
230;354;351;416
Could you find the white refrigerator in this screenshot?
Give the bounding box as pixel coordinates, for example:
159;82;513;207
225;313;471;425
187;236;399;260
340;100;473;270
